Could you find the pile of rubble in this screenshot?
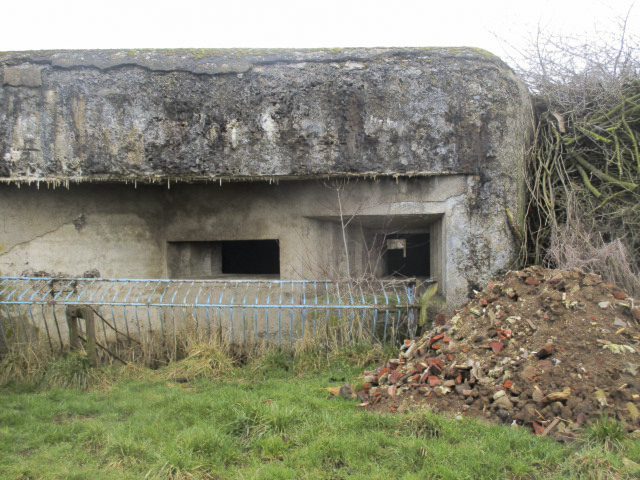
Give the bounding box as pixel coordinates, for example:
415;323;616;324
355;266;640;440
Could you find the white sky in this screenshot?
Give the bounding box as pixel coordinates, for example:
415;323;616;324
2;0;638;66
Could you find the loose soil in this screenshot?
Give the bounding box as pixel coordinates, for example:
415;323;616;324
356;266;640;441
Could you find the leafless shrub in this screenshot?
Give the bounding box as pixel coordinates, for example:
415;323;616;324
545;193;640;296
512;5;640;291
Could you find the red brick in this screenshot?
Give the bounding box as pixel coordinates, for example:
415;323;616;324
389;370;403;384
415;362;428;373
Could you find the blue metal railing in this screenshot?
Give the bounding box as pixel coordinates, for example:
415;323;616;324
0;276;427;352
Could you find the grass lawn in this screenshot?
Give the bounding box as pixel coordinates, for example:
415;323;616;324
1;348;640;479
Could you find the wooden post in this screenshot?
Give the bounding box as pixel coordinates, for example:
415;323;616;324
65;306;97;367
66;307;80;350
84;308;97;367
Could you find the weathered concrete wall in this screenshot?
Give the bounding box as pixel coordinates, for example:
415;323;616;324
0;48;529;182
0;183;166;278
0;176;515;306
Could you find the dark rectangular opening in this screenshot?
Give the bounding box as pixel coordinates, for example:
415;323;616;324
221;240;280;275
385;233;430;277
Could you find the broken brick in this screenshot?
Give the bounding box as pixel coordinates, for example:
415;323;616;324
490;341;504;354
426;357;444;369
415;362;428;373
388;370;403;384
388;360;400;370
430;334;444;344
532;421;546;435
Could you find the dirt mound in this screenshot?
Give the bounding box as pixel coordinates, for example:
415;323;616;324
357;266;640;441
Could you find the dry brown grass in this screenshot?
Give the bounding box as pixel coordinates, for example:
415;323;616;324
0;343;52;387
546;194;640;297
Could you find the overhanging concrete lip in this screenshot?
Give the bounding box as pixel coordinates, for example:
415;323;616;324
0;171;467;186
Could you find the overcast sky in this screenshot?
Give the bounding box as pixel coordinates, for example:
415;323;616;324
2;0;638;66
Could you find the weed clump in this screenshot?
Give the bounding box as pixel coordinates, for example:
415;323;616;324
164;342;235;382
402;410;446;439
584;414;627;451
248;348;294;377
329;342;398;369
42;351;95;390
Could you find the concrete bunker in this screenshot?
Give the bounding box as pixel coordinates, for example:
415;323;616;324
0;48;532;308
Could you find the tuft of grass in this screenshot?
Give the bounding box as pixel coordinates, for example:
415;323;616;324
293;338;329;373
584;414;627;451
402;409;447;439
163;342;235;382
248;348;294;378
329;341;398;369
42;351;96;390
